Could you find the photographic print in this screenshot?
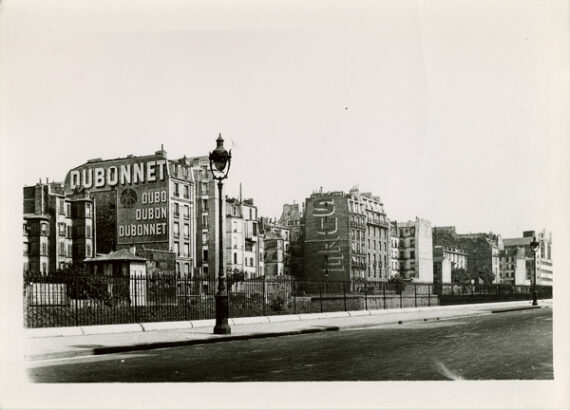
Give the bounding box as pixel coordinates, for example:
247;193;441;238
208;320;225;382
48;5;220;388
1;0;568;409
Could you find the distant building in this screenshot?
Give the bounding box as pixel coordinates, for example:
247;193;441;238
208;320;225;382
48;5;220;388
261;219;291;277
433;246;467;285
502;230;552;286
23;180;94;274
433;226;502;283
225;197;262;279
390;218;434;283
278;203;305;279
303;187;390;291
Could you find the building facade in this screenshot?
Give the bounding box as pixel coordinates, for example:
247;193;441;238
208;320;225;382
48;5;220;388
278;203;305;279
23;180;94;274
303;187;389;291
64;149;196;277
261;219;291;277
390;218;434;283
502;230;553;286
225;197;263;279
433;226;502;283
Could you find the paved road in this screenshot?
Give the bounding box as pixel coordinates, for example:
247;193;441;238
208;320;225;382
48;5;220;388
28;308;552;382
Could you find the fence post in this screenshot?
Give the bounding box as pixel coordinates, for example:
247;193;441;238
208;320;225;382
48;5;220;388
414;283;417;308
382;282;386;309
74;274;79;327
319;280;323;313
399;286;403;309
364;283;368;311
133;274;138;323
293;280;296;314
262;277;266;316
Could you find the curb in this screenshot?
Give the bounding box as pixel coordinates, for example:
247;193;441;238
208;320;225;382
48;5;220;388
26;326;340;362
25;299;552;338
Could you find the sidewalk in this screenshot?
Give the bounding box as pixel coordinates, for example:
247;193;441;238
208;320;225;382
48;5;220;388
25;299;550;362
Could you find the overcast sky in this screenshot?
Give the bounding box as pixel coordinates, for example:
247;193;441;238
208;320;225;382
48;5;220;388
2;0;568;238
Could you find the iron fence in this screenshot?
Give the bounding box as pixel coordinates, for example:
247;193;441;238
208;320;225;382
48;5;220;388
23;274;552;328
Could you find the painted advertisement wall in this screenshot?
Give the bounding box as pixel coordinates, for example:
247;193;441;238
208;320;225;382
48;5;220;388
64;154;170;252
304;193;350;287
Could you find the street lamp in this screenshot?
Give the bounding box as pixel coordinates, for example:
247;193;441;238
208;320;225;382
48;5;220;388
209;133;232;334
529;236;540;306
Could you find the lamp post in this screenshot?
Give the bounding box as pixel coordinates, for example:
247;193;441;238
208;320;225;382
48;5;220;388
209;133;232;334
529;236;540;306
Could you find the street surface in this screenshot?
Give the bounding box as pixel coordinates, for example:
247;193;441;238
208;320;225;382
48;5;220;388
28;308;552;382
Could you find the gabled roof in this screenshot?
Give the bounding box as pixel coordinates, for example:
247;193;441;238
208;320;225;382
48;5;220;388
84;249;147;263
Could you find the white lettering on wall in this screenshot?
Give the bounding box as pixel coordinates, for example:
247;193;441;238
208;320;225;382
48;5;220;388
107;166;118;186
70;161;168;189
94;168;105;187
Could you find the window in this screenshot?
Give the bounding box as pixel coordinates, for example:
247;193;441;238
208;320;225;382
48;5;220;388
203;265;208;274
233;253;237;264
202;199;208;211
66;203;71;217
42;263;47;275
184;263;190;275
184;185;190;199
85;203;92;218
41;223;48;236
176;263;180;274
68;244;72;257
184;243;190;257
202;231;208;244
250;257;254;267
86;243;92;257
67;225;72;238
203;249;208;260
174;183;180;197
58;223;66;236
86;224;92;239
410;251;415;259
249;208;252;219
174;242;179;256
41;242;47;256
183;205;190;219
174;222;180;237
245;242;253;252
233;221;237;232
184;224;189;238
59;200;65;215
201;182;208;195
202;214;208;227
174;203;179;217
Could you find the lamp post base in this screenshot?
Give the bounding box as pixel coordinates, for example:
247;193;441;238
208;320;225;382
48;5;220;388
532;292;538;306
214;294;231;334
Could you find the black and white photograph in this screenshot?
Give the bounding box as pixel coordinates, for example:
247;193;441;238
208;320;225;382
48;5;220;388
0;0;568;409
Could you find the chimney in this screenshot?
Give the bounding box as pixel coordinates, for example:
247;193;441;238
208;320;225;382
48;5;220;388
239;183;242;203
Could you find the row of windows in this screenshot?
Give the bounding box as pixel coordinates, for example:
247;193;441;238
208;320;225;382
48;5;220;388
173;241;191;258
173;182;191;199
173;203;191;219
58;200;92;218
173;223;190;238
57;223;93;238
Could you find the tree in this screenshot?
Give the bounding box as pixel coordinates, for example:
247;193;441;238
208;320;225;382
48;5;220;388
388;275;406;294
227;269;246;288
452;267;495;285
451;268;470;284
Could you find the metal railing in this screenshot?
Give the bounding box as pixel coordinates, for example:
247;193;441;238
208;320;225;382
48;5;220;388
23;274;552;328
